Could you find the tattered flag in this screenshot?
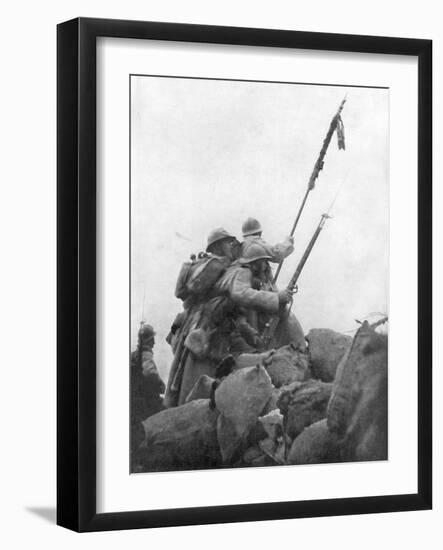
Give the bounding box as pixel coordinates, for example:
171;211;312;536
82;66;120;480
336;115;345;150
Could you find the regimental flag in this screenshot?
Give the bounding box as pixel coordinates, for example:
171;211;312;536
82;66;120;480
336;115;345;150
308;97;347;190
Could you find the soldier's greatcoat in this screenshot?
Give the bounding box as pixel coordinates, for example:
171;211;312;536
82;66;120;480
164;255;231;408
165;257;306;408
214;262;306;351
131;347;165;456
214;262;279;314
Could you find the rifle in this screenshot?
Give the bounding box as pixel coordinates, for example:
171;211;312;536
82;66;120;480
273;96;346;285
140;285;146;328
262;212;332;348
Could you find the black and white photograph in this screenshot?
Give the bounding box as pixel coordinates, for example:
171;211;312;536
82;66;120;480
0;0;437;543
129;75;389;473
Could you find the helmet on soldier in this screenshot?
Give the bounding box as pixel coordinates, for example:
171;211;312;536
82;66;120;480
240;243;271;264
206;227;236;252
138;323;155;340
242;217;262;237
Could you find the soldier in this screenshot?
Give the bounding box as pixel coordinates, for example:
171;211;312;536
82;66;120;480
214;242;306;351
241;217;294;264
164;228;239;407
131;323;165;458
206;227;239;262
174;227;238;309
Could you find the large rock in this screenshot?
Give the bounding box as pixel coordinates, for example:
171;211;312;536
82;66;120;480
306;329;352;382
263;344;310;387
327;323;388;461
185;374;215;403
261;387;283;416
134;399;221;472
235;351;272;370
287;419;340;465
215;365;273;463
242;446;273;467
277;379;333;440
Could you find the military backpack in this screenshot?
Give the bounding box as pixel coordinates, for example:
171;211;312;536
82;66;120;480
175;252;228;301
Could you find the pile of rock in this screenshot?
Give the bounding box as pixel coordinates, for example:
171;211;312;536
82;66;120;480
132;322;388;472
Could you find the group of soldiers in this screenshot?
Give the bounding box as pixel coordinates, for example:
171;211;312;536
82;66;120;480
131;99;349;460
162;217;307;407
131;217;307;454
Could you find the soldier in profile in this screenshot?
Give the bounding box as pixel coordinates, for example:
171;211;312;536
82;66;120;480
164;228;239;407
214;242;306;351
131;323;165;457
241;217;294;264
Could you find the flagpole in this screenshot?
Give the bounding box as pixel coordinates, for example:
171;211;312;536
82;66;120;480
272;188;309;283
272;96;347;286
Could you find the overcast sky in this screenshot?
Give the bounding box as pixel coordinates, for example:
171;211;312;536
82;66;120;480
131;75;389;380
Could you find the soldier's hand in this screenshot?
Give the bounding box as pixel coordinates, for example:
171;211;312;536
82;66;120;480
286;235;294;245
278;288;293;304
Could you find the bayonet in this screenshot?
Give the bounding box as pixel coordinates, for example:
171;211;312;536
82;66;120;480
262;211;333;347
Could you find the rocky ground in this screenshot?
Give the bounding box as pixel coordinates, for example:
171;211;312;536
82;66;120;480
131;321;388;473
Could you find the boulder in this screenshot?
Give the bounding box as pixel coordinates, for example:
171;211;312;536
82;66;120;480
215;365;273;463
185;374;215;403
261;387;282;416
260;380;307;418
130;393;164;459
235;351;272;370
227;387;281;451
327;323;388;461
263;344;310;388
288;419;340;465
242;446;273;467
306;329;352;382
277;379;333;440
135;399;221;471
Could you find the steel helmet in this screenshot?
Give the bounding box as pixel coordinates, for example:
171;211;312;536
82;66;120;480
138;323;155;340
242;217;262;237
206;227;235;251
240;243;272;264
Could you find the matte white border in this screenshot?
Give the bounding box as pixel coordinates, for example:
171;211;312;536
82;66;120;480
97;37;418;513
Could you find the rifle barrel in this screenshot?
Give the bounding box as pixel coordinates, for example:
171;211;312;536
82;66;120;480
262;213;331;346
287;214;329;292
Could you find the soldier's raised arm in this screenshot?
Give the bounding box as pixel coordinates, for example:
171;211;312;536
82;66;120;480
265;236;294;263
241;217;294;263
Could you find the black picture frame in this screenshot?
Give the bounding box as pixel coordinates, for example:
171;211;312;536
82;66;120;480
57;17;432;532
